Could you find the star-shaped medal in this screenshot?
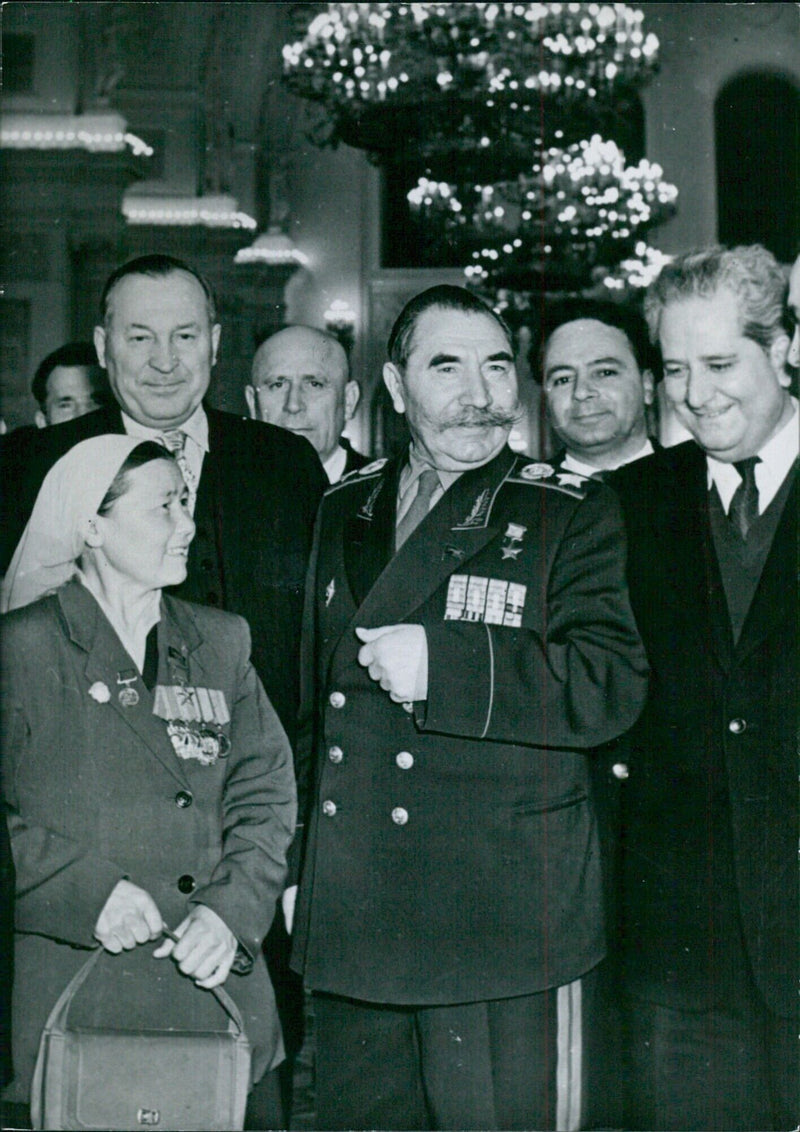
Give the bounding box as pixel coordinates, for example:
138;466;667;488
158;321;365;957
557;472;587;488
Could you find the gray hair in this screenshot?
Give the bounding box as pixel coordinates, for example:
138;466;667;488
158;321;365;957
645;245;787;351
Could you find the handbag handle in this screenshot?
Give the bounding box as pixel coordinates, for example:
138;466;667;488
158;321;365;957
40;928;247;1039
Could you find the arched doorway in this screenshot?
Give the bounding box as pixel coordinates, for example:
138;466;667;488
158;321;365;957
715;71;800;262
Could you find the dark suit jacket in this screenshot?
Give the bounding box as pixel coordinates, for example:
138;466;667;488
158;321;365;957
1;581;296;1098
0;404;326;741
291;446;649;1004
610;441;798;1018
340;436;370;477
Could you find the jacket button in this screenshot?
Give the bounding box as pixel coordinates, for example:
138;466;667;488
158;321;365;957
175;790;193;808
328;746;344;764
611;763;629;780
329;691;346;709
322;799;337;817
391;806;409;826
396;751;414;770
177;874;196;894
728;718;747;734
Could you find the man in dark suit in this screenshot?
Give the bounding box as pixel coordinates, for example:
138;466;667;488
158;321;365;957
0;255;326;1120
288;285;649;1130
610;245;798;1130
1;255;325;740
246;324;368;483
536;297;657;476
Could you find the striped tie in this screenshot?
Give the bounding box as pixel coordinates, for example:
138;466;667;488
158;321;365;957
728;456;760;540
161;429;198;509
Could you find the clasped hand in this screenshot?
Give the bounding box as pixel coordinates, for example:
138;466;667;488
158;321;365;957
94;878;237;988
355;624;428;703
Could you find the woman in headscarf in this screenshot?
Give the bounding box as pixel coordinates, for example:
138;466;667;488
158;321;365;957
0;435;296;1130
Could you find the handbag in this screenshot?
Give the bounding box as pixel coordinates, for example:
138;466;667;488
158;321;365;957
30;934;251;1131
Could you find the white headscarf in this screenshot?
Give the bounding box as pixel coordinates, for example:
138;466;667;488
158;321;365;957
1;435;147;613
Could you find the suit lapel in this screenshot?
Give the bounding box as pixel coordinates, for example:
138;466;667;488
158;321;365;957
343;460;402;609
353;448;515;628
650;445;732;667
59;582;192;789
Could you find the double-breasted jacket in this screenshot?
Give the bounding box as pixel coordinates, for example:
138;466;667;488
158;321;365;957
291;445;649;1005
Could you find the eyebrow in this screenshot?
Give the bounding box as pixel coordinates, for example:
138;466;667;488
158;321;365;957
547;354;624;373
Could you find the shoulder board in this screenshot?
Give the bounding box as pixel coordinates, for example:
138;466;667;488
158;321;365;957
506;460;590;499
325;457;388;494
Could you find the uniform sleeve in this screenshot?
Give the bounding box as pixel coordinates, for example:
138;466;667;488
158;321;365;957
419;485;649;749
2;695;125;947
190;617;297;962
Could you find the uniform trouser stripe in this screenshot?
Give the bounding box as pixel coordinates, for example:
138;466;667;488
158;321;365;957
556;977;583;1131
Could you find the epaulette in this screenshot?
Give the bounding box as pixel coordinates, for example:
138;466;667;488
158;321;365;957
324;457;388;494
506;459;590;499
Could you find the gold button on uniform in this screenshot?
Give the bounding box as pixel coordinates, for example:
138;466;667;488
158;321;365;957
391;807;409;825
728;718;746;734
328;746;344;764
322;799;337;817
611;763;629;780
396;751;414;770
329;691;346;709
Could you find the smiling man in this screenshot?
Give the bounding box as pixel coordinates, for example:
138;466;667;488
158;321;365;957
609;245;798;1131
246;325;367;482
2;255;326;739
288;285;648;1131
538;298;656;474
0;254;326;1124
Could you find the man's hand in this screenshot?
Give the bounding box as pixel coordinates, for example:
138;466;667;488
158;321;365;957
94;879;163;953
153;904;237;989
355;624;428;703
282;885;298;935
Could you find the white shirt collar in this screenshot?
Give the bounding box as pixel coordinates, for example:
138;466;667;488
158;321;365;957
707;397;798;514
121;404;209;452
562;438;654;478
323;444;348;484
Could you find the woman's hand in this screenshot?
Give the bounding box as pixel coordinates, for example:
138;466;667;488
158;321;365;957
153;904;238;989
94;879;163;953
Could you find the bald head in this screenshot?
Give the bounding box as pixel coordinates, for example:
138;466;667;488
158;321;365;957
247;326;359;463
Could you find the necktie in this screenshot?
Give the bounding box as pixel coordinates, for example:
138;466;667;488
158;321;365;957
161;429;198;508
728;456;760;540
396;469;440;550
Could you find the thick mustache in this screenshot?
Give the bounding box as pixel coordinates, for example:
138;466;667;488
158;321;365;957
439;404;523;431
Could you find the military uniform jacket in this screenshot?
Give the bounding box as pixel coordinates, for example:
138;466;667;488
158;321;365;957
610;441;798;1018
1;581;297;1099
291;446;649;1005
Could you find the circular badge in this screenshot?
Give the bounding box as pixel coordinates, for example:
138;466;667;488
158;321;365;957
118;687;140;708
520;463;554;480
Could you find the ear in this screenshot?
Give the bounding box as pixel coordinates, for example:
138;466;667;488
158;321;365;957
93;325;107;369
211;323;222;367
244;384;258;420
344;380;360;421
642;369;656;406
34;410;47;429
382;362;406;415
768;333;792;388
80;516;104;549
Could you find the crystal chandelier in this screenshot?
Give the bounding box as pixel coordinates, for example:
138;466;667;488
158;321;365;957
283;3;659;174
408;134;677;292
